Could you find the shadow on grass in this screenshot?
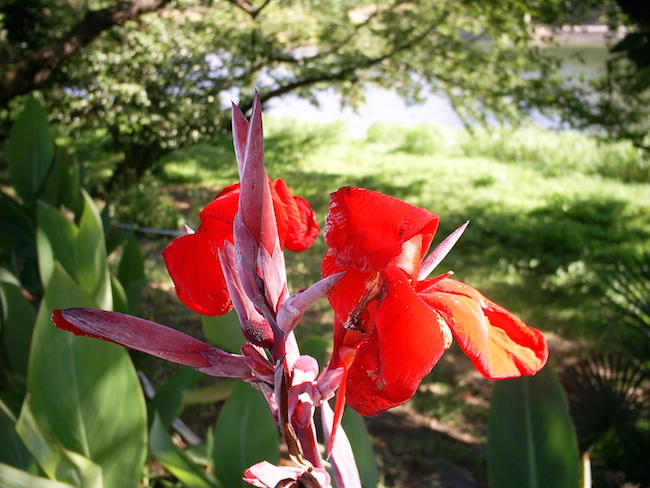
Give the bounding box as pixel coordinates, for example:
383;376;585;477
367;410;487;488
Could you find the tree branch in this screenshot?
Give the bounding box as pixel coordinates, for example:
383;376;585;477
0;0;171;108
224;0;272;19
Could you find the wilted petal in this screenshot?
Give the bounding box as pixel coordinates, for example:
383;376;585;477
418;278;548;379
324;187;439;272
52;309;249;377
346;266;448;416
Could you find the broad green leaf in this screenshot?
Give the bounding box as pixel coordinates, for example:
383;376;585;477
40;149;64;207
149;366;201;429
74;191;112;309
39;149;81;213
36;204;79;290
16;401;102;488
0;400;34;471
109;275;129;314
0;191;35;253
27;264;147;488
0;281;37;380
7;98;55;204
150;415;223;488
488;366;581;488
342;409;379;488
0;462;76;488
201;312;246;353
212;381;279;488
117;234;146;312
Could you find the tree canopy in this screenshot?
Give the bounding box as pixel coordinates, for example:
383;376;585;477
0;0;646;182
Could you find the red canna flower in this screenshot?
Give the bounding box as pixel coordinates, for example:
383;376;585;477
163;178;320;317
322;187;548;417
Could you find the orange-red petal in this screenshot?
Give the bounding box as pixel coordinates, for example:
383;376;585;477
346;266;448;416
417;278;548;379
324;187;439;272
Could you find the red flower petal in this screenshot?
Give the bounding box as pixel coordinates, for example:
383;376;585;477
346;266;447;416
162;230;233;316
324;187;439;272
198;183;240;231
418;278;548;379
272;179;320;252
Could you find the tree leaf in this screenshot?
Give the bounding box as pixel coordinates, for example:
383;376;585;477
74;191;112;309
27;263;147;488
212;381;279;488
150;414;223;488
7;98;55;204
0;462;76;488
488;366;581;488
342;409;379;488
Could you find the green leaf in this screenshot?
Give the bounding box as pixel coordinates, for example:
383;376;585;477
0;400;34;471
201;312;246;353
150;414;223;488
16;401;103;488
74;191;112;309
487;366;581;488
109;274;130;314
0;462;76;488
40;150;81;212
0;191;35;254
212;381;279;488
0;281;37;380
7;98;55;204
342;409;379;488
36;204;79;289
117;234;146;313
149;367;201;429
27;264;147;488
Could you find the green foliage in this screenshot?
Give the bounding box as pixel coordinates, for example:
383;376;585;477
201;312;247;354
110;175;182;231
150;415;222;488
0;98;156;488
7;98;55;204
561;354;650;487
601;251;650;359
460;126;648;182
212;382;279;488
4;0;617;183
488;366;581;488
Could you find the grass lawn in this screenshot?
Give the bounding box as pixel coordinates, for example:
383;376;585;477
100;120;649;487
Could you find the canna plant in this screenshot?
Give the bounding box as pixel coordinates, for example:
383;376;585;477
52;94;549;487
